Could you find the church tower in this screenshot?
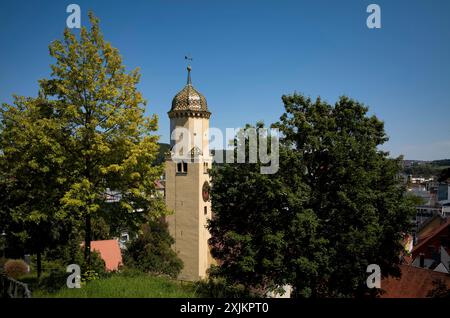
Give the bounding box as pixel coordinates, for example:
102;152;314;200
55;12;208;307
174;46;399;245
165;66;214;281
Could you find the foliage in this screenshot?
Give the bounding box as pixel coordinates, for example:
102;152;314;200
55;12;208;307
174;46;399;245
438;167;450;182
20;245;106;293
427;279;450;298
0;257;7;271
124;220;183;278
39;12;164;263
405;193;426;206
0;96;72;276
154;143;171;165
4;259;28;279
403;163;446;178
208;93;415;297
37;269;69;293
0;11;165;270
194;274;254;298
81;269;100;285
42;243;106;276
432;159;450;167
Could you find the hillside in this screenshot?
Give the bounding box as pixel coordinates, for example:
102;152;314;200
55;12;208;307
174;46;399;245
403;159;450;178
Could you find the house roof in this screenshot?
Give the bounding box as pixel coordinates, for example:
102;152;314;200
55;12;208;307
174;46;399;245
413;218;450;257
155;179;165;190
381;264;450;298
90;240;123;271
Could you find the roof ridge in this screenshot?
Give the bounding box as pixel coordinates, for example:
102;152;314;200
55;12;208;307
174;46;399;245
413;218;450;253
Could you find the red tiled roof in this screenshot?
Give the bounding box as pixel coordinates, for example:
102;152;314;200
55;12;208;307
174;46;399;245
381;265;450;298
155;180;165;190
412;218;450;257
90;240;123;271
402;255;413;265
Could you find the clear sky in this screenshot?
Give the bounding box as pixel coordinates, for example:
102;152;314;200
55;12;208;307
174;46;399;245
1;0;449;160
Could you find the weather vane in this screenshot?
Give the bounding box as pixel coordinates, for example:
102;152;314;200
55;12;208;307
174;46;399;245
185;54;193;67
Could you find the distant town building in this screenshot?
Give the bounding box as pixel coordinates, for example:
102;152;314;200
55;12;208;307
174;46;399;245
410;177;434;184
438;183;450;202
412;218;450;274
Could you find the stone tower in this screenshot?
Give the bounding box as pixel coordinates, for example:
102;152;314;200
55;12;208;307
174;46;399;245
165;66;214;281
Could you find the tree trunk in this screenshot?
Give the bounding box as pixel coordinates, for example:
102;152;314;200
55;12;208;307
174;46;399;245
84;214;92;267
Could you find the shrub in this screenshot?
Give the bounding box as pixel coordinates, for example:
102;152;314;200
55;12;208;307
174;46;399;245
18;274;40;292
38;269;68;293
4;259;28;279
427;279;450;298
124;220;183;278
81;269;99;285
42;243;106;277
0;257;7;272
194;276;253;298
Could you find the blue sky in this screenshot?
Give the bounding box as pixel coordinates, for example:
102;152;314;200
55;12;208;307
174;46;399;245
1;0;449;160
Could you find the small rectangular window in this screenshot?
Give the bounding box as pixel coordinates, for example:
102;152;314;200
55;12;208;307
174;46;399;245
177;161;187;174
204;206;207;215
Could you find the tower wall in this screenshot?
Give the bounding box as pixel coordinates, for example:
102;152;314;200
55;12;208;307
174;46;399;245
165;152;213;281
165;67;214;281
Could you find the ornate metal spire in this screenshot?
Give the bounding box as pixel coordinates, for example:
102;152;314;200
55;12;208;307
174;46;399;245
187;65;192;85
185;55;193;85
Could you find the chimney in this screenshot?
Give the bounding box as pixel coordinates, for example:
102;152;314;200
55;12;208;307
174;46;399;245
419;253;425;268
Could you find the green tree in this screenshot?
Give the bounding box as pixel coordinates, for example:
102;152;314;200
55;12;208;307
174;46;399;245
0;12;164;267
208;123;326;297
40;12;164;265
208;93;415;297
124;220;183;278
438;167;450;182
0;96;71;277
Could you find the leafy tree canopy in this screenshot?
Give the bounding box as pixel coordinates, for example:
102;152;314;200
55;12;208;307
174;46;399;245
0;12;165;270
208;93;415;297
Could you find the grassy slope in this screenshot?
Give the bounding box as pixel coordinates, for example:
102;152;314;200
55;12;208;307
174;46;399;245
33;275;198;298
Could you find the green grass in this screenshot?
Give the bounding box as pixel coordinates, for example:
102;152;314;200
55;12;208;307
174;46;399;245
33;274;198;298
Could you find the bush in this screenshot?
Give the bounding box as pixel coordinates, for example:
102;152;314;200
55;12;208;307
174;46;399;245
0;257;7;272
20;268;73;293
81;269;99;285
4;259;28;279
194;276;253;298
38;269;68;293
427;279;450;298
124;220;183;278
42;243;106;278
18;274;40;292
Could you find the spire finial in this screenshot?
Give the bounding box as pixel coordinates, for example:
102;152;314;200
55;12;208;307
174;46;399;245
185;55;193;85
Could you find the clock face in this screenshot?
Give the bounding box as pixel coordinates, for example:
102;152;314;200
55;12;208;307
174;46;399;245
202;181;210;202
